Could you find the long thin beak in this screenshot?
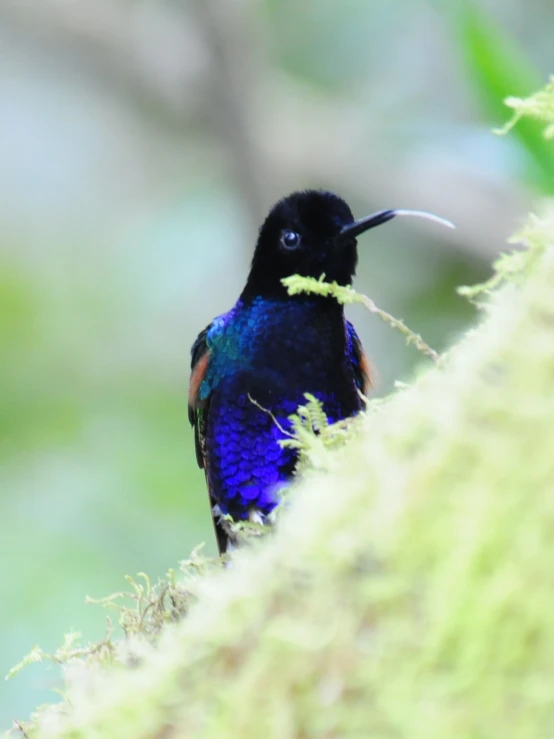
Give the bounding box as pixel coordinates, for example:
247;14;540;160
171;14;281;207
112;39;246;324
337;208;455;243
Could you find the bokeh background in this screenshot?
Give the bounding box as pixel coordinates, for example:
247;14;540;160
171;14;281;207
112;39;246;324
1;0;553;726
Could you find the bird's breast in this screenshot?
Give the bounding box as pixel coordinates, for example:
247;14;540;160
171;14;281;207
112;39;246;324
203;297;348;394
201;297;363;521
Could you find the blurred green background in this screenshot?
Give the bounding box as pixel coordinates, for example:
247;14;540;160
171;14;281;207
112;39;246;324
1;0;552;726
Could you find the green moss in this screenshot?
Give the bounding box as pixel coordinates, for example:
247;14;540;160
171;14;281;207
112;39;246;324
496;75;554;139
282;274;440;363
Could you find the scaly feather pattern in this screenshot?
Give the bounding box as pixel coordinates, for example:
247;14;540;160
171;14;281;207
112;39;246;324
188;189;395;553
190;296;366;528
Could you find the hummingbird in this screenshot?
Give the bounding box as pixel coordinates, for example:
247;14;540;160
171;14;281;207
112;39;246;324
188;190;453;553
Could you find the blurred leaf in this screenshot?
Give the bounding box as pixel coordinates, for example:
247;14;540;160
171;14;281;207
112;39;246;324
456;1;554;193
0;268;39;350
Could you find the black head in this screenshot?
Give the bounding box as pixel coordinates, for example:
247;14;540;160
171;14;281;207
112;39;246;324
241;189;455;300
241;189;395;300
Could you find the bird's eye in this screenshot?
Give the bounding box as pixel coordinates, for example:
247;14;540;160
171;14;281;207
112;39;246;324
281;230;302;250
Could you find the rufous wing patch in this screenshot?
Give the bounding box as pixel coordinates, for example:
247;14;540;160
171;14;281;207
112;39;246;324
359;351;375;394
188;350;211;411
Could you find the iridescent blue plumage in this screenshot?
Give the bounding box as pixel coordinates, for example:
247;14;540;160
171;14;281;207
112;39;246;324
197;297;365;521
189;190;376;553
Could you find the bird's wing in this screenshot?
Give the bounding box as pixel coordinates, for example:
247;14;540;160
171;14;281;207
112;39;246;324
346;320;374;395
188;324;212;469
188;324;231;555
